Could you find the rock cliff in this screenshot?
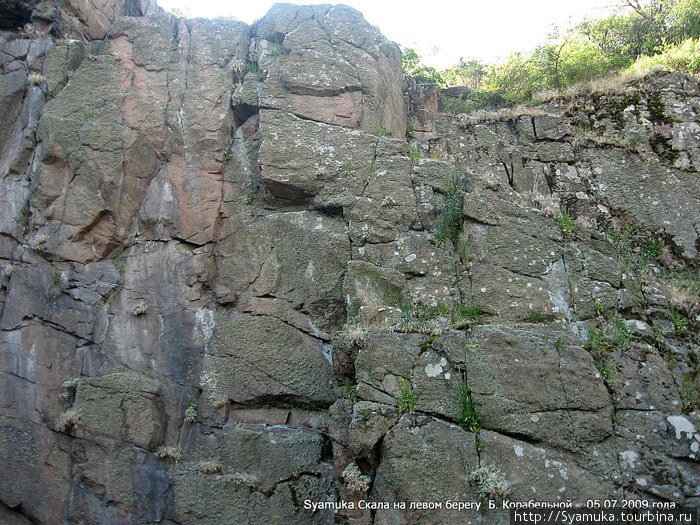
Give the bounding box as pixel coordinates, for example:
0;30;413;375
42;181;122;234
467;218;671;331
0;1;698;524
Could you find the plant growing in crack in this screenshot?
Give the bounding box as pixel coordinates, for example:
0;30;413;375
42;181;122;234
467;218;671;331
397;377;416;414
470;465;509;501
595;356;618;388
342;377;358;403
342;463;371;493
456;368;480;431
184;395;198;423
434;189;463;247
556;206;575;237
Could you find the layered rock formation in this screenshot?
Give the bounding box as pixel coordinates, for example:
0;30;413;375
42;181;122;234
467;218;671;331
0;1;698;524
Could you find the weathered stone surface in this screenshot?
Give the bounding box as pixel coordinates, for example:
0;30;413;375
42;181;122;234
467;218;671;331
202;311;334;408
372;417;479;524
463;325;613;450
0;2;698;523
240;3;405;136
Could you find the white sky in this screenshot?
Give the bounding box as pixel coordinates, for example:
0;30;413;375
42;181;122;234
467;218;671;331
158;0;619;68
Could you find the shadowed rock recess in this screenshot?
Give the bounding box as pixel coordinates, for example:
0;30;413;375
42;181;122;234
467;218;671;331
0;0;698;523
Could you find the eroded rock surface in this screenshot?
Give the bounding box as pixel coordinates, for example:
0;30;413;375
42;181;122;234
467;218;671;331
0;0;698;523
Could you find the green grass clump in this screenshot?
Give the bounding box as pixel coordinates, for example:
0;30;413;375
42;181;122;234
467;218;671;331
456;369;480;431
397;377;416;414
452;304;484;324
611;315;631;349
435;190;463;246
557;207;575;237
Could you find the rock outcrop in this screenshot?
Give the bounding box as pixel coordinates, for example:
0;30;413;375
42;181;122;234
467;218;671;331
0;1;698;524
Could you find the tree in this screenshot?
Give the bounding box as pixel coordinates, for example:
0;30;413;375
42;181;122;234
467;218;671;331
401;47;443;84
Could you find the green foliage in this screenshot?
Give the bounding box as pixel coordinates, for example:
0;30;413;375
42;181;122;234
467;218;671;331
452;304;483;324
432;0;700;109
402;47;443;84
629;37;700;73
342;378;358;403
244;62;262;74
680;370;699;411
397;377;416;414
596;356;618;387
373;124;390;137
456;369;480;431
671;309;689;330
612;315;631;349
441;58;488;89
594;299;604;317
343;163;355;175
587;328;608;351
406;124;415;136
408;147;420;160
434;190;463;246
557;207;575;237
587;316;632;352
223;150;233;161
399;301;482;332
19;203;31;230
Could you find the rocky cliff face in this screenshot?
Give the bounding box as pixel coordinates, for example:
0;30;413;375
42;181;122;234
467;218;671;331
0;1;698;524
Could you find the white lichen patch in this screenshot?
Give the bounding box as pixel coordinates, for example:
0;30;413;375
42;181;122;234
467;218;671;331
667;415;696;440
425;358;448;378
513;444;525;458
619;450;639;470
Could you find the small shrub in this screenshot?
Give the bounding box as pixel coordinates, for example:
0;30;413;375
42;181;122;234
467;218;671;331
406;124;415;136
611;316;630;349
587;328;608;351
641;238;662;261
342;463;371;493
156;446;183;462
408;147;420;160
223;150;233;161
19;203;31;230
28;72;46;85
131;301;148;316
373;124;390;137
593;299;604;317
184;396;197;423
671;310;689;331
2;264;15;278
397;377;416;414
596;356;618;387
434;190;463;246
29;233;48;251
343;163;355;175
456;369;480;431
557;207;575;237
470;466;509;501
342;378;358;403
244;62;262;74
58;409;80;432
